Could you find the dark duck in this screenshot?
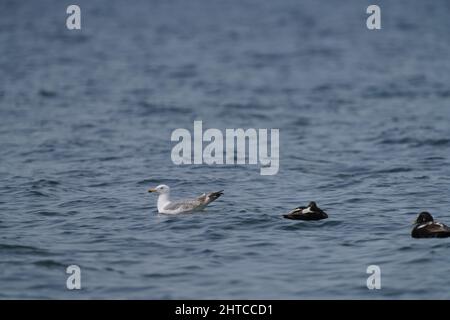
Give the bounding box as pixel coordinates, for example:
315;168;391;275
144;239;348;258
283;201;328;221
411;212;450;238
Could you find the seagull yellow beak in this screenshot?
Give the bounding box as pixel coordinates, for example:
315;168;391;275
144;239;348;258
148;188;157;193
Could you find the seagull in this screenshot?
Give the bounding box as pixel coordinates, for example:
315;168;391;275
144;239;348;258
411;212;450;238
283;201;328;220
148;184;224;214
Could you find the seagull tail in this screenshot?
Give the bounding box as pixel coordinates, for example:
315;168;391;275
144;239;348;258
207;190;224;203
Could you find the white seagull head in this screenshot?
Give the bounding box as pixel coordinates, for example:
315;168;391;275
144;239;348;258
148;184;170;195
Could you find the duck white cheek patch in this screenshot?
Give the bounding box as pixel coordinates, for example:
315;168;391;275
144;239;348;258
302;207;312;214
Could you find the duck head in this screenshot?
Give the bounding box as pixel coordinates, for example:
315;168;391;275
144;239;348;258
414;211;434;224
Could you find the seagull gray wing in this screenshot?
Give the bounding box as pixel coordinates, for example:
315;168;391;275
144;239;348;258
163;199;202;211
163;190;223;213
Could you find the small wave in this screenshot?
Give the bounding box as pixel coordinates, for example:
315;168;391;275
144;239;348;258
346;197;367;203
204;231;226;240
57;199;87;208
375;167;413;174
406;257;432;264
290;117;310;126
33;260;66;268
168;64;197;79
143;272;192;279
0;244;47;255
38;89;57;98
379;137;450;147
363;87;427;99
229;215;277;229
398;245;413;252
277;223;311;231
31;179;60;188
379;137;415;145
319;220;343;227
245;241;276;248
278;219;342;231
136;102;187;115
32;210;61;217
417;138;450;147
220;102;271;111
217;109;271;121
29;190;50;197
431;242;450;249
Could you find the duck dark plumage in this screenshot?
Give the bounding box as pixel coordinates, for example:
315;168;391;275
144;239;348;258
411;212;450;238
283;201;328;221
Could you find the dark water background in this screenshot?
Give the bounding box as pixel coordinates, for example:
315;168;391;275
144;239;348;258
1;0;450;299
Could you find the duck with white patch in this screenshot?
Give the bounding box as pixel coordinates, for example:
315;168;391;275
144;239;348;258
283;201;328;220
411;212;450;238
148;184;223;214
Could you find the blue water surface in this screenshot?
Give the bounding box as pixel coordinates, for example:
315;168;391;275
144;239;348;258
1;0;450;299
